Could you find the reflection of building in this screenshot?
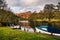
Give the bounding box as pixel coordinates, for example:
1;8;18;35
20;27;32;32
16;11;31;19
19;20;30;28
16;11;32;28
19;20;34;32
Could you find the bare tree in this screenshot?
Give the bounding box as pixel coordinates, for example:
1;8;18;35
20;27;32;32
0;0;7;10
44;4;55;12
57;2;60;11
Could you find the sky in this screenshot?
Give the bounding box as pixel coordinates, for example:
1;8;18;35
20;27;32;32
5;0;60;13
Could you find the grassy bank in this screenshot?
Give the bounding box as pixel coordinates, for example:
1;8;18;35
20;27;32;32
0;27;60;40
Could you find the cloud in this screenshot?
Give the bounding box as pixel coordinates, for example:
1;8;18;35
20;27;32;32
5;0;60;7
5;0;60;13
10;5;44;13
5;0;18;7
19;0;39;7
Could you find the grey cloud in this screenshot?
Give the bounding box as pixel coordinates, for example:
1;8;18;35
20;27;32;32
5;0;60;7
5;0;60;13
5;0;18;6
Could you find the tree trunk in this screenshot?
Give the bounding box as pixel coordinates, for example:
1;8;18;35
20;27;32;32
24;27;26;31
33;21;36;32
48;19;53;36
51;32;53;36
34;27;36;32
48;12;53;36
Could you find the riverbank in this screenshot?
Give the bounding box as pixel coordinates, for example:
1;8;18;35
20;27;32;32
10;25;60;36
0;27;60;40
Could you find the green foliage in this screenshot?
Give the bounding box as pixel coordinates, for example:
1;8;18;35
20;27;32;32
28;11;60;29
0;27;60;40
29;21;42;28
29;11;60;20
44;4;55;12
0;9;20;26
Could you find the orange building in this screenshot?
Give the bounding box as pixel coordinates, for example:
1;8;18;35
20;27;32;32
16;11;31;19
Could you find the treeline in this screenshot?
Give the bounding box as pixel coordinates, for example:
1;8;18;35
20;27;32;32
29;11;60;20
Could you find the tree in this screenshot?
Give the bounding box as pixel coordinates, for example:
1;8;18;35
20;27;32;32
29;11;39;32
57;2;60;11
44;4;55;35
44;4;55;22
0;0;7;10
0;9;20;26
44;4;55;12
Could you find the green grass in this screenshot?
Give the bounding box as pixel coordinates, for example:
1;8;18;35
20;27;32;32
0;27;60;40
